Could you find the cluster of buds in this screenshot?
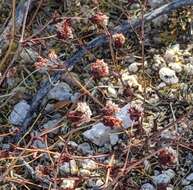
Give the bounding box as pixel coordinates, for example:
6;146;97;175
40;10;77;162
34;56;49;70
90;12;109;26
67;102;92;126
102;101;122;128
34;50;62;70
128;104;143;122
112;33;126;48
103;115;122;128
90;59;109;79
56;19;73;40
158;147;178;166
101;100;120;116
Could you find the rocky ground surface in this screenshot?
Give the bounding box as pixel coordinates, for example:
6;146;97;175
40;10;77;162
0;0;193;189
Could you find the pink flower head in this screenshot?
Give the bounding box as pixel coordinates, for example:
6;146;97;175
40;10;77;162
90;12;109;26
112;33;126;48
91;59;109;79
56;19;73;40
34;56;49;70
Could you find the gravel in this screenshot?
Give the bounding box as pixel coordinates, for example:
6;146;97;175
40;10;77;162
9;100;30;125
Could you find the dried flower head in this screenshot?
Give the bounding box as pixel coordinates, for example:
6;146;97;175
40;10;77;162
103;116;122;128
128;104;143;122
67;102;92;125
90;12;109;26
102;100;120;116
158;147;178;165
91;59;109;79
56;19;73;40
34;56;49;70
112;33;126;48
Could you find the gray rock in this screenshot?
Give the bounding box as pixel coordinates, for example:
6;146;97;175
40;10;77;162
77;142;93;155
9;100;30;125
47;82;73;101
183;185;193;190
59;160;78;176
186;173;193;182
141;183;155;190
153;169;175;185
83;123;118;146
81;159;97;170
148;0;166;8
41;119;60;135
110;133;119;145
115;103;133;129
32;139;46;148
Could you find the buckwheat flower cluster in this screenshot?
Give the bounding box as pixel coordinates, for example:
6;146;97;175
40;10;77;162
91;59;109;79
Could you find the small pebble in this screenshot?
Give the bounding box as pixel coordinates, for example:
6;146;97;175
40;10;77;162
159;67;178;84
9;100;30;126
141;183;155;190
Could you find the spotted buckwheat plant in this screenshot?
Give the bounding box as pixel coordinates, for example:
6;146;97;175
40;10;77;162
128;104;144;122
91;59;109;79
56;19;73;40
102;100;120;116
103;115;122;128
34;56;49;70
90;12;109;26
67;102;92;125
158;147;178;166
112;33;126;48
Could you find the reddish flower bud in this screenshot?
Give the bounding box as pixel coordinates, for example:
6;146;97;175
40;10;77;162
102;101;120;116
158;147;177;166
112;33;126;48
56;19;73;40
91;59;109;79
90;12;109;26
34;56;49;70
128;105;143;122
103;116;122;128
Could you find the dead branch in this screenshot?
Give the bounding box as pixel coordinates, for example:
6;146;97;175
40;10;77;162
12;0;193;143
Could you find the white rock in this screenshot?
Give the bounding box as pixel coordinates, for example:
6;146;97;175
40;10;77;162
169;62;182;73
9;100;30;125
59;160;78;176
184;63;193;75
148;0;166;8
83;123;118;146
48;82;73;101
121;73;142;92
159;67;179;84
77;142;93;155
107;85;117;98
141;183;155;190
153;169;175;185
157;82;166;89
115;103;133;129
164;45;180;63
60;179;75;189
128;62;141;73
81;159;97;170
